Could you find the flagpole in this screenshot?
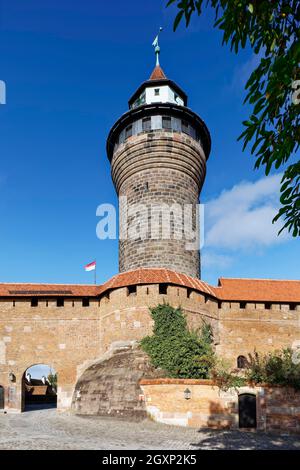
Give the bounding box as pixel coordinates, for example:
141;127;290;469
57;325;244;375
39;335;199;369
94;261;97;285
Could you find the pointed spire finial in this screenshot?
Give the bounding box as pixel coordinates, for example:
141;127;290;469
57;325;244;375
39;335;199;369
152;27;163;66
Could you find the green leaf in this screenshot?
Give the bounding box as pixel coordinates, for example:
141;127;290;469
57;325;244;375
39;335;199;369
173;10;184;31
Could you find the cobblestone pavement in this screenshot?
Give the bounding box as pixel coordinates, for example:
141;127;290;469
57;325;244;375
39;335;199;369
0;408;299;450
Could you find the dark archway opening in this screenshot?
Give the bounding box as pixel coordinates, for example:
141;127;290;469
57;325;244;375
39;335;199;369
0;385;4;409
238;393;257;429
22;364;57;412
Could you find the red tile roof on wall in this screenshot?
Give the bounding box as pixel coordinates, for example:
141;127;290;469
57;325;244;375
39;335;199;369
0;283;98;297
96;268;215;297
149;65;167;80
214;278;300;303
0;268;299;303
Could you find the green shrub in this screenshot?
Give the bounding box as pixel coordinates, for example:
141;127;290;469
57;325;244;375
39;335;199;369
211;358;246;392
246;349;300;390
140;304;215;379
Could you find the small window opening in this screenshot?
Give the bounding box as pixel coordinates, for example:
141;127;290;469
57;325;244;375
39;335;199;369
103;292;110;301
142;117;151;132
57;298;64;307
182;120;189;134
127;285;137;296
82;298;90;307
154;88;160;96
162;116;172;129
187;288;193;299
31;298;38;307
237;355;248;369
125;124;132;139
159;284;168;295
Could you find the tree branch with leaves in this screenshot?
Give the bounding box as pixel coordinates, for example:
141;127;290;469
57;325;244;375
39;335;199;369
167;0;300;236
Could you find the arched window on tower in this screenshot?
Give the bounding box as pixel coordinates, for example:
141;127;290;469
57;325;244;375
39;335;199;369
237;355;248;369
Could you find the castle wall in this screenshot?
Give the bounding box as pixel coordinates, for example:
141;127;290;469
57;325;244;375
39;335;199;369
218;302;300;366
0;285;217;412
0;284;299;414
99;284;219;356
140;379;300;434
0;299;101;412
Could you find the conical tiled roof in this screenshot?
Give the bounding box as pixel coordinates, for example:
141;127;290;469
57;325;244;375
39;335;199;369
149;65;167;80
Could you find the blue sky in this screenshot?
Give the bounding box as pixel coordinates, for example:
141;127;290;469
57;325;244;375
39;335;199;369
0;0;299;287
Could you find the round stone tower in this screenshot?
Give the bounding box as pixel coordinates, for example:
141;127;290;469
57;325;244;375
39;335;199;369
106;51;211;279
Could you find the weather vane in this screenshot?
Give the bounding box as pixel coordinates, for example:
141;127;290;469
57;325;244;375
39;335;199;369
152;27;163;66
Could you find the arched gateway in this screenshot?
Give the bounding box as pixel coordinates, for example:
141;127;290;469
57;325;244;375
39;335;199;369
22;365;57;411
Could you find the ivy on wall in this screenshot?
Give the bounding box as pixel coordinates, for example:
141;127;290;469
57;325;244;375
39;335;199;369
141;303;300;391
140;303;215;379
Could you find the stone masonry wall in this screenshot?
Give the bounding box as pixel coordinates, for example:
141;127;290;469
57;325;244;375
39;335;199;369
0;299;101;412
140;379;300;434
111;131;207;278
217;302;300;367
1;283;300;414
98;284;219;356
72;344;164;418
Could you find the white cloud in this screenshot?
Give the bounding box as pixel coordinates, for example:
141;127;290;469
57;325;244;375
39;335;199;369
230;53;262;92
204;174;289;250
201;252;233;269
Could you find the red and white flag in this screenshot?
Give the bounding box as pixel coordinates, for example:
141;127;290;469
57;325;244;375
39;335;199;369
84;261;96;272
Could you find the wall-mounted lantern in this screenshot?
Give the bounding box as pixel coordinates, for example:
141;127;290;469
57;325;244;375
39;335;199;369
8;372;16;383
184;388;191;400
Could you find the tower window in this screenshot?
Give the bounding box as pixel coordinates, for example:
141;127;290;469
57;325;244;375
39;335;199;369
132;91;145;109
174;92;180;103
182;120;189;134
31;298;38;307
154;88;160;96
125;125;132;139
162;116;171;129
142;117;151;132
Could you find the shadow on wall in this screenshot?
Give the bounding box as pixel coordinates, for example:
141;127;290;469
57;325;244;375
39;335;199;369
189;399;299;450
